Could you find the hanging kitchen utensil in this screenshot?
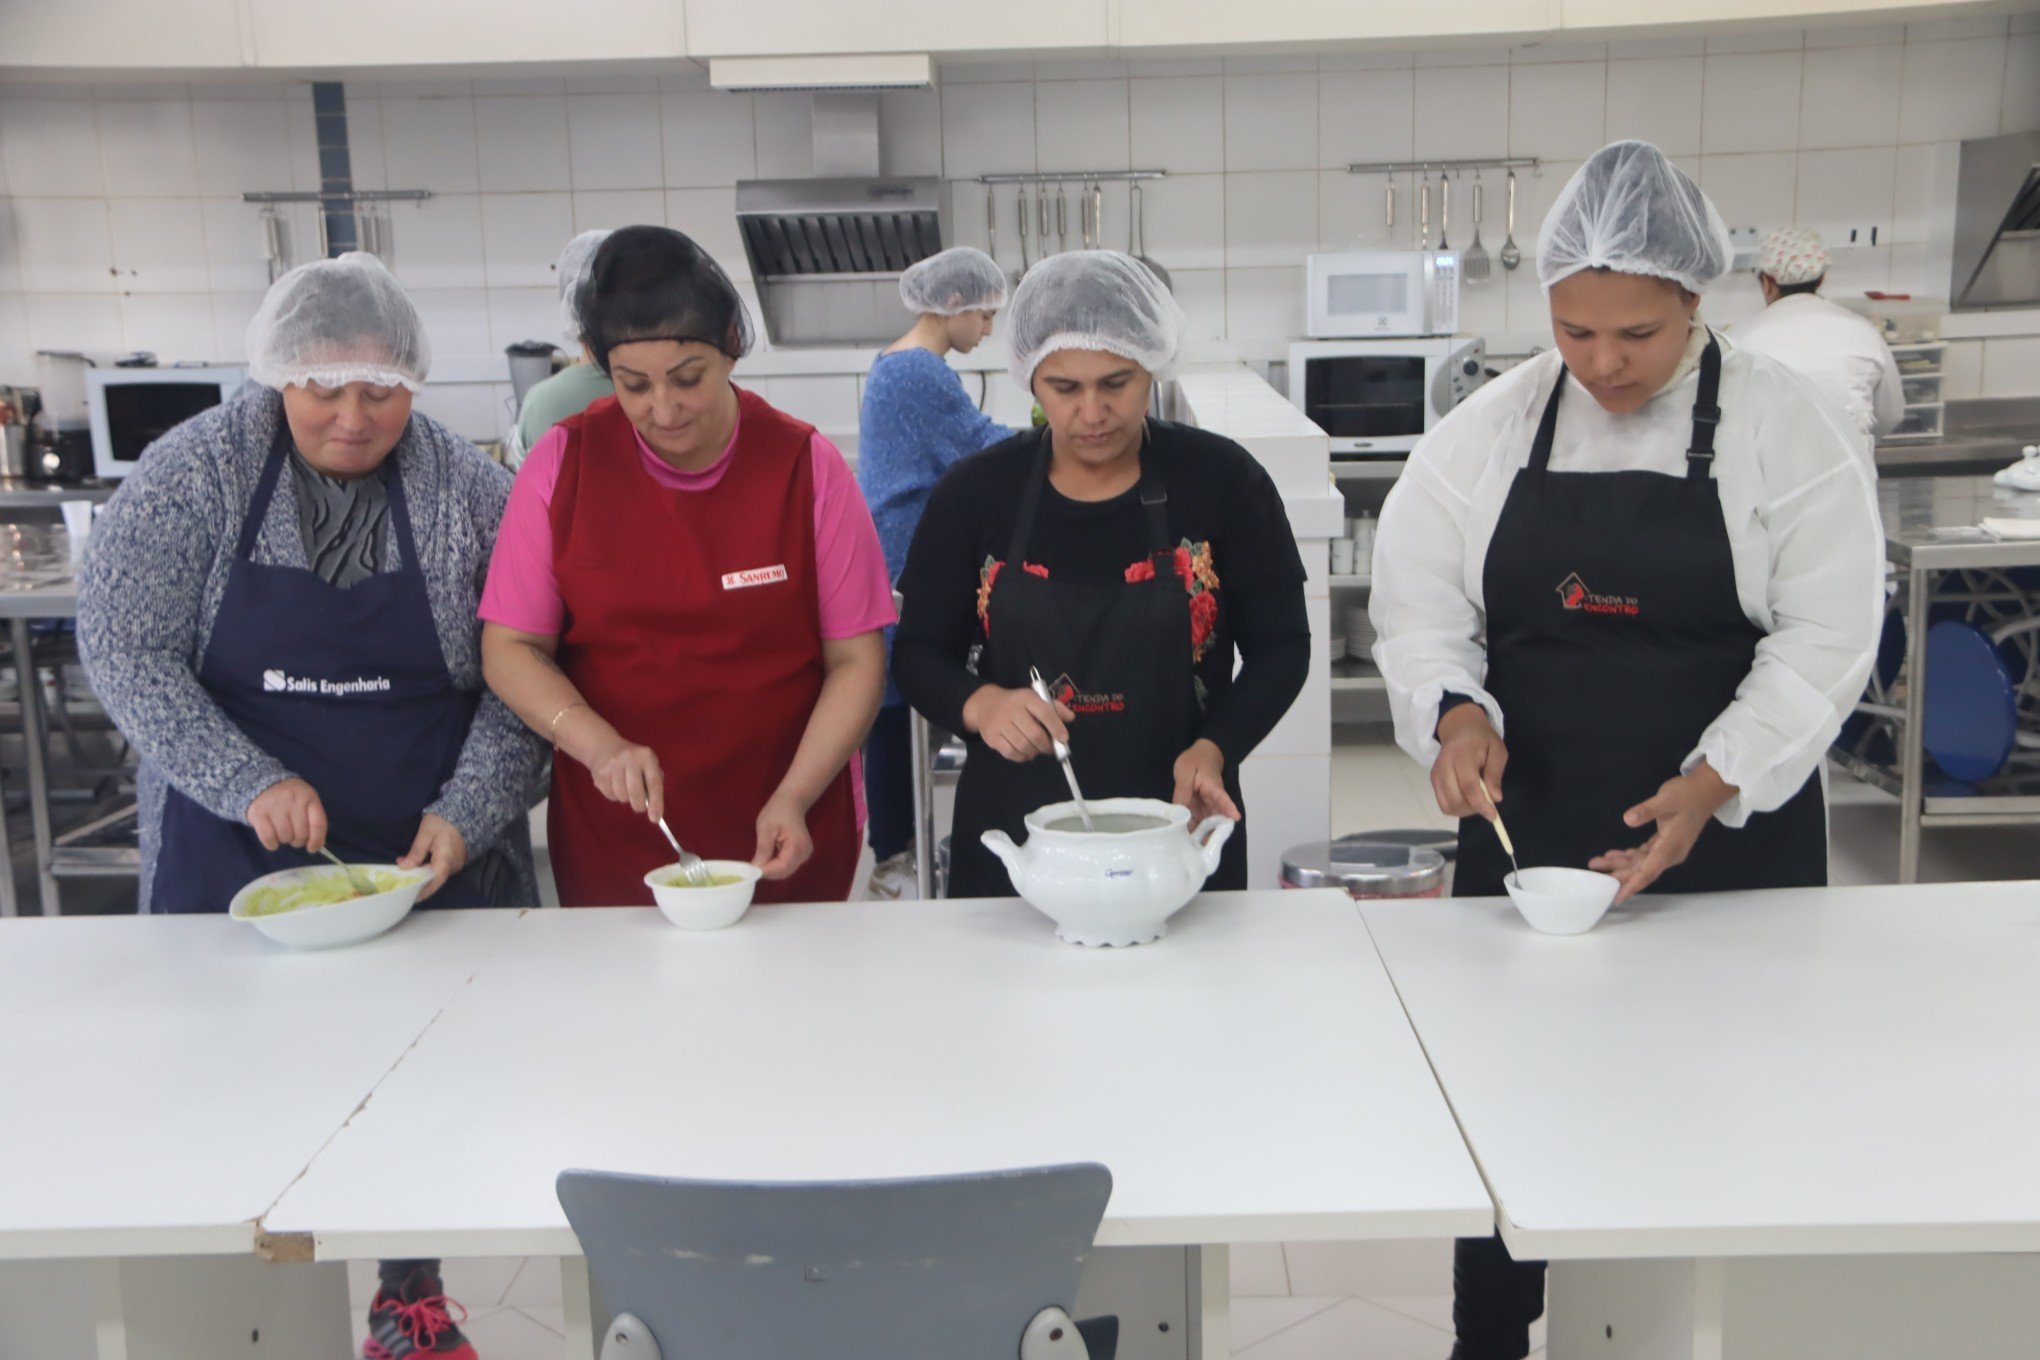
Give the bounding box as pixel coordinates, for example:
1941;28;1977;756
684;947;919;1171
1029;666;1095;832
1438;171;1451;252
1500;169;1523;272
987;184;999;268
1056;180;1070;253
1092;181;1104;254
1080;181;1093;249
1385;175;1396;236
1016;185;1031;280
1464;172;1492;283
1129;181;1171;291
1038;189;1051;259
1419;170;1432;250
259;205;292;285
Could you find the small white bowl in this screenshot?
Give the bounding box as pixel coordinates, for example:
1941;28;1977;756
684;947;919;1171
1505;866;1621;935
645;860;762;930
229;864;432;950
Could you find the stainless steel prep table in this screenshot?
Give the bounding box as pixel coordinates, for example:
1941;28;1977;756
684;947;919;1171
1841;476;2040;881
0;523;133;917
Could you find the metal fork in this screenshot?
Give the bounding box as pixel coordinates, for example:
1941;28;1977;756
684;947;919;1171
318;846;378;897
653;815;712;887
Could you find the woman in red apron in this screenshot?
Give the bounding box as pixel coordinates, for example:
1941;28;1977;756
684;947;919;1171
481;227;892;906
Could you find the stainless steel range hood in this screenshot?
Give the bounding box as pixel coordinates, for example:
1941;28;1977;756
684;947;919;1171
734;93;947;346
1950;130;2040;311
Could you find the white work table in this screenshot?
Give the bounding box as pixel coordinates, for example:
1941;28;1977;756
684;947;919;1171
0;911;520;1261
264;891;1492;1262
1359;880;2040;1359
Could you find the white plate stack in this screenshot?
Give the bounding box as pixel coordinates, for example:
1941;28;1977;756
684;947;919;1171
1344;603;1376;662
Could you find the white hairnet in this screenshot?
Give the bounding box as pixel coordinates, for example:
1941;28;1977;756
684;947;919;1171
245;252;430;392
899;246;1006;316
1005;250;1185;393
557;229;610;345
1538;141;1734;295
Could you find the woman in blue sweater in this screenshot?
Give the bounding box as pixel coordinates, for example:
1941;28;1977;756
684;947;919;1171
858;246;1014;898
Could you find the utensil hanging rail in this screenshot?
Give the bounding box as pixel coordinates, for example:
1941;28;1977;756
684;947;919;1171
1346;158;1540;175
240;190;435;204
976;171;1168;184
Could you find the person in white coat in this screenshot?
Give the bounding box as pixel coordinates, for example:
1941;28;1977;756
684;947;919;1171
1367;141;1884;1360
1730;226;1904;463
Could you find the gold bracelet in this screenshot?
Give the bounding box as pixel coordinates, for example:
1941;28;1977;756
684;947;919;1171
548;700;588;746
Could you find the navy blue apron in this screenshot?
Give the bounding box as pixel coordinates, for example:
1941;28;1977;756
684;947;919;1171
152;433;501;914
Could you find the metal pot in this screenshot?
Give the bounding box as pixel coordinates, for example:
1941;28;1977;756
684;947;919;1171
1280;837;1448;898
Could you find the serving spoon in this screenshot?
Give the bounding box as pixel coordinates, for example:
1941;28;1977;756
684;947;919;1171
1478;783;1523;884
1029;665;1095;832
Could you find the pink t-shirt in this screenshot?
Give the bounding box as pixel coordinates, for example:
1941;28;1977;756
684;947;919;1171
480;410;897;642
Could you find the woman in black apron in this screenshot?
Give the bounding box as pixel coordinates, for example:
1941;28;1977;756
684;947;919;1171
78;253;548;1360
893;252;1310;898
1368;144;1883;1359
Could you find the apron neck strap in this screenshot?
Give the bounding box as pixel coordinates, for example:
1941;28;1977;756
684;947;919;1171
1526;330;1725;481
1684;331;1723;481
1007;424;1172;574
242;424;422;567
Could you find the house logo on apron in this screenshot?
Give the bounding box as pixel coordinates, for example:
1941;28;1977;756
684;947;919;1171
1046;671;1128;717
261;668;394;696
1556;573;1641;618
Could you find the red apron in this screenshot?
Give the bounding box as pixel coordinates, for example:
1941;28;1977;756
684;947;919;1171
547;390;859;907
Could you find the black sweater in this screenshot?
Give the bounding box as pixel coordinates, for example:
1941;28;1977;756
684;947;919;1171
893;420;1311;766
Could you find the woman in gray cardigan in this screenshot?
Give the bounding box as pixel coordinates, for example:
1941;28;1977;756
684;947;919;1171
79;253;545;918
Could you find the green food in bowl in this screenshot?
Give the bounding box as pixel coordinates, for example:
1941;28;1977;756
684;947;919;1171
655;871;745;889
241;868;411;917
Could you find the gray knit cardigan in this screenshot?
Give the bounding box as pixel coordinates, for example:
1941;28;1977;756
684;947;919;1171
78;385;546;911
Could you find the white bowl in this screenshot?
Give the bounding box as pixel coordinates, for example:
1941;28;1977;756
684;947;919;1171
645;860;762;930
1505;866;1621;935
228;864;432;950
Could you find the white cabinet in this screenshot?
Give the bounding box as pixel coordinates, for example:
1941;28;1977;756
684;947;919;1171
7;0;246;69
242;0;684;67
682;0;1108;58
1118;0;1556;51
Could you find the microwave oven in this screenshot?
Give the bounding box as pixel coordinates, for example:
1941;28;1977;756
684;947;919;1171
1306;250;1460;338
1287;337;1488;460
88;365;246;480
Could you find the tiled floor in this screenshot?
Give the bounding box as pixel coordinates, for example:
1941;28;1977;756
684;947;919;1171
350;726;2039;1359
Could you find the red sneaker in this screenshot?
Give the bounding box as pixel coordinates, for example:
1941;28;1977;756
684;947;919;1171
362;1264;479;1360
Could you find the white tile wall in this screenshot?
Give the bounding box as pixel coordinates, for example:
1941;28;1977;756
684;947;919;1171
1981;337;2040;398
1898;38;2010;143
6;23;2039;430
566;93;663;191
95;101;199;198
475;96;573;194
1131;77;1225;174
1225;73;1320;172
191;99;299;198
109;199;212;293
1702;51;1805;153
1319;69;1416;168
1508;62;1606;160
1606;57;1704;157
660;91;754;189
479;192;576;288
1036;78;1131;174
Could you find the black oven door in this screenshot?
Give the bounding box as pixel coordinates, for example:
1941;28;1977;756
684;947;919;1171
1300;355;1427;452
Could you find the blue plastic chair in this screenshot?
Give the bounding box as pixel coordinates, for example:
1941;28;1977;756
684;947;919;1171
557;1163;1119;1360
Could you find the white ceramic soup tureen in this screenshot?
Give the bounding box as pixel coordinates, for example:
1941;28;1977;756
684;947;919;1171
981;796;1235;947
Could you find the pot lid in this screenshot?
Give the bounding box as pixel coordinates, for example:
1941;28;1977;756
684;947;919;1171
1281;839;1446;895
